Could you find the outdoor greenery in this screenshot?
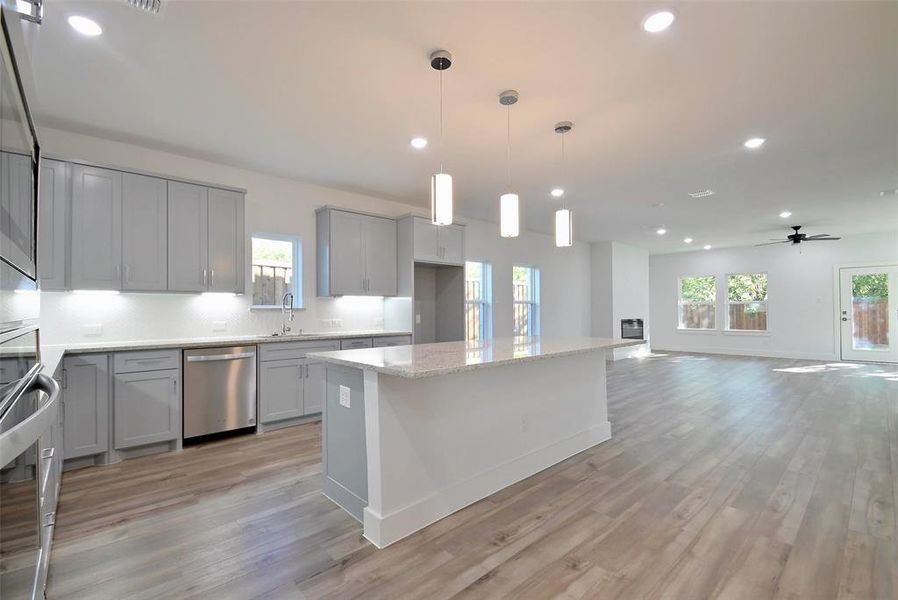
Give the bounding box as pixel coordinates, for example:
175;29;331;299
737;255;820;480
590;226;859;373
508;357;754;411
727;273;768;302
680;276;716;303
852;273;888;300
252;237;293;267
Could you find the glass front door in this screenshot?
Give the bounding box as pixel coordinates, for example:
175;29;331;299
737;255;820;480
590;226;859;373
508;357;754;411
840;266;898;363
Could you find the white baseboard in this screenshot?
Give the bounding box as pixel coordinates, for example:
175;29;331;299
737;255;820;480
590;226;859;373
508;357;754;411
652;344;837;362
362;421;612;549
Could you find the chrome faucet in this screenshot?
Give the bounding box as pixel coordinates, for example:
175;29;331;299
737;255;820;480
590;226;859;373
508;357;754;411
281;292;295;335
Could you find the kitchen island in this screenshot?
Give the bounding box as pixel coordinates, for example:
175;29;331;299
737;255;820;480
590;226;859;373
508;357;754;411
308;336;640;548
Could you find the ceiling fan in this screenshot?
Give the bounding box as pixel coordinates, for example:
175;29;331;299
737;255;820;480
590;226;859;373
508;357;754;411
756;225;841;246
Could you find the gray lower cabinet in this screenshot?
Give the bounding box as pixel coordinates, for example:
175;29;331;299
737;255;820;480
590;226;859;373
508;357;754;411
340;337;374;350
259;358;304;423
70;164;123;290
258;341;338;425
373;335;412;348
122;173;167;291
37;159;68;290
113;369;180;449
62;354;109;459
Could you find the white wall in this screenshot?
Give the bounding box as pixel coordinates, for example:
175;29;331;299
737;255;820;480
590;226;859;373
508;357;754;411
590;241;650;358
39;126;593;345
649;231;898;360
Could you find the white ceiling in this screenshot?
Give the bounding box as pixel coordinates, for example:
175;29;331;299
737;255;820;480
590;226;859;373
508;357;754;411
27;1;898;253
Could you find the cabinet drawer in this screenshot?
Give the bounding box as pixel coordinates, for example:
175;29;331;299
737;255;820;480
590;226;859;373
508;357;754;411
259;341;339;362
114;349;180;374
373;336;412;348
340;338;374;350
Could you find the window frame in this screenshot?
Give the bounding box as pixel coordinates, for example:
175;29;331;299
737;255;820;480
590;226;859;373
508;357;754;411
725;271;769;333
512;265;541;337
250;232;303;310
464;260;493;342
677;275;717;331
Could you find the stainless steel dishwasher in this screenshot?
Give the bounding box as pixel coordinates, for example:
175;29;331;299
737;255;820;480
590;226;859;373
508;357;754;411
183;346;257;439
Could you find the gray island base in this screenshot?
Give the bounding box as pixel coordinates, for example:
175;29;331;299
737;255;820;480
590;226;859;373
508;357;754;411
309;336;640;548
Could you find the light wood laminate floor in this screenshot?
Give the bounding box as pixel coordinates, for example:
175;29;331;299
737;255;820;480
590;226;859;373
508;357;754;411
47;353;898;599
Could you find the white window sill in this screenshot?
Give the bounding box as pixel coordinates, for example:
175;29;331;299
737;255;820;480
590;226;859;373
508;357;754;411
676;328;718;334
723;329;770;336
250;305;306;311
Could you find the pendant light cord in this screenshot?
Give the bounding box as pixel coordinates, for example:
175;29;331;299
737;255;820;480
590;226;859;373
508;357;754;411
506;105;511;188
561;131;566;209
439;69;444;173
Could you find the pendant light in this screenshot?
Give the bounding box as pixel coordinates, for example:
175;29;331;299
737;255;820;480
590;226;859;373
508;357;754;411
430;50;453;226
554;121;573;247
499;90;520;238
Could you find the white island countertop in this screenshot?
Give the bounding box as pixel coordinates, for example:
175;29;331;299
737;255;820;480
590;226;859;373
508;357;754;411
308;336;641;379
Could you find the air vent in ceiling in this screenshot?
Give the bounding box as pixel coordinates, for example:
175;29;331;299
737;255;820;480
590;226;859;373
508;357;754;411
688;189;715;198
126;0;161;14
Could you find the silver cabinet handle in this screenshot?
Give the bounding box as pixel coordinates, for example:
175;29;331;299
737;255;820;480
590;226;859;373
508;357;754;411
172;378;178;393
203;269;208;286
210;269;215;288
125;264;131;283
186;352;255;362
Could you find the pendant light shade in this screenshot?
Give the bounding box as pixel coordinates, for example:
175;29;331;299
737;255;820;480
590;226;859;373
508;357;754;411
431;172;453;225
500;193;520;238
555;208;573;247
430;50;453;226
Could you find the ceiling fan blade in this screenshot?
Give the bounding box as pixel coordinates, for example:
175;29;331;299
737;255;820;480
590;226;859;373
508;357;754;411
804;237;841;241
755;240;791;246
804;234;832;238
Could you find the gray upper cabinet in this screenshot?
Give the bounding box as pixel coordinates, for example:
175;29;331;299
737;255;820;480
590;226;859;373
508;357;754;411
316;207;397;297
38;159;68;290
122;174;167;291
62;354;109;459
168;182;245;293
412;217;464;265
167;182;208;292
70;165;123;290
364;215;398;295
113;368;180;449
208;188;245;293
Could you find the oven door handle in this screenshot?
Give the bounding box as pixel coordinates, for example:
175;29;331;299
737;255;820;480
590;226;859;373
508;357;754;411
0;374;61;462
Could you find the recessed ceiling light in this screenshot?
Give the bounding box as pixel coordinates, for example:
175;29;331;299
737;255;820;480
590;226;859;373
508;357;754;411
744;137;766;149
703;244;712;250
688;189;715;198
656;228;667;235
68;15;102;36
410;137;428;149
550;188;564;198
683;237;693;244
642;10;676;33
779;211;792;218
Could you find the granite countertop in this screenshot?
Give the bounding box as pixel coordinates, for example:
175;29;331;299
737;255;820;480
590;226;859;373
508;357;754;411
307;336;642;379
40;330;412;376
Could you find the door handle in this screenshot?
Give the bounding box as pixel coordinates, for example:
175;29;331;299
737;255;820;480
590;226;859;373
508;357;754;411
186;352;255;362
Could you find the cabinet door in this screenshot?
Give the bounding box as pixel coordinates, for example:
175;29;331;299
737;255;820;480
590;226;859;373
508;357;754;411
439;225;464;265
37;159;68;290
208;188;244;293
412;217;440;262
62;354;109;459
113;369;180;449
329;210;365;295
363;215;397;296
303;358;326;414
259;358;304;423
167;181;208;292
0;152;35;279
70;165;123;290
122;174;167;291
